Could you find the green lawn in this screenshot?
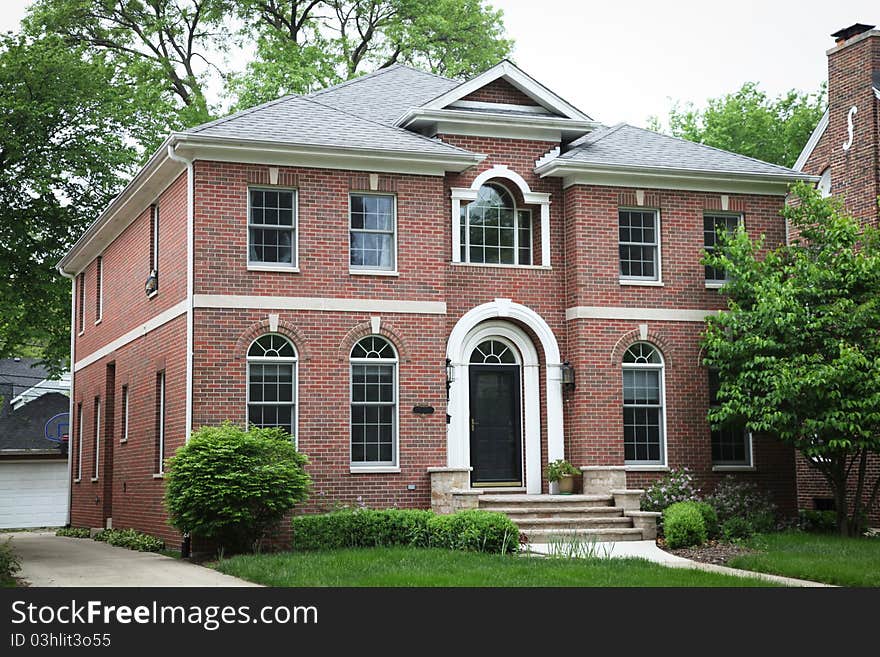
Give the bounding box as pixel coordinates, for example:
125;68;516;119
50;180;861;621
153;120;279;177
215;547;776;587
728;532;880;587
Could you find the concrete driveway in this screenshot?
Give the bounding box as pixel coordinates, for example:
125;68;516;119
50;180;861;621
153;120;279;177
6;532;259;587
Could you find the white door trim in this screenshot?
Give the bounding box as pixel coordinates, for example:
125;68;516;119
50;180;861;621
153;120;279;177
446;299;563;494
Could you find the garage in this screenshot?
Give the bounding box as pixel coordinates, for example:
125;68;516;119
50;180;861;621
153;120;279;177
0;460;69;529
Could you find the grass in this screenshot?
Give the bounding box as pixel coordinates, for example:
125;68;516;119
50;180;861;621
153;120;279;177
215;547;777;587
728;531;880;587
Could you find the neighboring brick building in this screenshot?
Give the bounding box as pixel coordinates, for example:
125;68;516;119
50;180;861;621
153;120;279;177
59;59;814;544
793;23;880;525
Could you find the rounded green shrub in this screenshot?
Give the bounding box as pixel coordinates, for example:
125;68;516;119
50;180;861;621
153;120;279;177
428;509;520;554
663;501;708;549
693;501;719;539
165;422;310;553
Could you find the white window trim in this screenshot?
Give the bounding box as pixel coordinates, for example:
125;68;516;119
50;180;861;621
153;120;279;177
75;403;83;482
704;212;743;286
460;183;534;267
622;345;667;467
77;274;85;336
120;385;129;443
245;335;299;446
151;205;160;273
348;192;397;274
156;372;165;475
94;256;103;325
350;337;399;470
246;186;299;269
618;207;662;284
92;398;101;481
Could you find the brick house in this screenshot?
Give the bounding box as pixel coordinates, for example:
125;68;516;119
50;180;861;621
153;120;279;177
793;23;880;525
58;59;815;545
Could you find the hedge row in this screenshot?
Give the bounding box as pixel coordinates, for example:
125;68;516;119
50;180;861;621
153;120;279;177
291;508;520;554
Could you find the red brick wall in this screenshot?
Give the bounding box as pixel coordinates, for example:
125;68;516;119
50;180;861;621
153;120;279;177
461;79;537;106
74;172;187;359
69;315;187;545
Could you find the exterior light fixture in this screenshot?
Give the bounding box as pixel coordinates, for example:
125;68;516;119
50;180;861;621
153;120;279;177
445;358;455;400
144;270;158;296
561;361;575;388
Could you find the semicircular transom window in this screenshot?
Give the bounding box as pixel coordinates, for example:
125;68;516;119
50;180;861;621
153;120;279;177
460;182;532;265
248;334;297;359
350;335;396;360
623;342;661;365
470;339;517;364
246;334;297;438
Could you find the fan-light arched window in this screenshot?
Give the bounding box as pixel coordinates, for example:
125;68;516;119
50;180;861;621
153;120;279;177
350;336;398;467
247;334;297;438
460;183;532;265
469;339;518;364
622;342;665;465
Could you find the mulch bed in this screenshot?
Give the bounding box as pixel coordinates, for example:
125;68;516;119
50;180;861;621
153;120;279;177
656;538;756;565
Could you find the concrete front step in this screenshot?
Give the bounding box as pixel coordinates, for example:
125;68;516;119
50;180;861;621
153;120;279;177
514;517;633;530
479;494;613;507
482;506;624;520
522;527;645;543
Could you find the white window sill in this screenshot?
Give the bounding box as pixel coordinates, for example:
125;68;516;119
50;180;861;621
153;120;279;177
152;473;164;479
74;478;81;484
705;282;726;289
94;318;102;326
247;264;300;273
77;331;84;337
450;262;551;271
119;438;128;444
350;269;399;277
712;465;755;472
620;279;664;287
624;465;670;472
349;466;400;474
90;477;99;483
147;291;159;299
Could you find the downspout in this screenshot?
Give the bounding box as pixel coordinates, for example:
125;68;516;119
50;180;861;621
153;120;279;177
166;142;195;441
57;270;76;526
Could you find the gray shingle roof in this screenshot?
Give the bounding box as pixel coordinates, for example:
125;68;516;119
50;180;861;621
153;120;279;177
308;64;459;125
186;69;472;158
561;123;807;177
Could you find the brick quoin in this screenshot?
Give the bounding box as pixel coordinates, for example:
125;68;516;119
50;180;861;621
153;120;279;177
65;72;814;544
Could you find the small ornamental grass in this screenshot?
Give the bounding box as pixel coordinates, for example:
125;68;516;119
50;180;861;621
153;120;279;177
291;508;520;555
165;423;311;554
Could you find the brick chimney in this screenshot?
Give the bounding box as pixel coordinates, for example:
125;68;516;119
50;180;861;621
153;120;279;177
825;23;880;222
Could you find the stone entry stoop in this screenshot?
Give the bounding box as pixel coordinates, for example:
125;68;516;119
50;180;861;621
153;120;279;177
478;492;653;543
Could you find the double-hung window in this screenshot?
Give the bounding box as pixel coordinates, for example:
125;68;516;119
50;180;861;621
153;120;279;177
622;343;665;465
703;213;742;285
350;336;398;468
248;188;297;267
708;369;752;467
350;194;396;272
619;209;660;281
246;334;297;438
460;184;532;265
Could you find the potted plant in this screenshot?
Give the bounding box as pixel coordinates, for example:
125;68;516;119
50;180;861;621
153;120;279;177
545;459;580;495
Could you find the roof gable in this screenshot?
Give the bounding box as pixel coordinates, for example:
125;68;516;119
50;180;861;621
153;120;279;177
416;60;591;122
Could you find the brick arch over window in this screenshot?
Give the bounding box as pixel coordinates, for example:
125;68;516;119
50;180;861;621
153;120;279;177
609;329;674;367
235;319;311;361
337;321;411;363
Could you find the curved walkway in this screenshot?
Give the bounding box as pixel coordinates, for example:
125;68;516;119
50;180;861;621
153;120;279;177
7;532;259;587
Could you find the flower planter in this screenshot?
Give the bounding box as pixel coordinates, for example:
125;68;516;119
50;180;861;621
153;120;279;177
557;474;575;495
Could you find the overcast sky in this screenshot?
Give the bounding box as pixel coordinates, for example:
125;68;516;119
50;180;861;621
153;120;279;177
1;0;876;126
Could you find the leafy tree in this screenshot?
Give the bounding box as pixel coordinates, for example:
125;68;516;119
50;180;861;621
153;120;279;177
0;35;161;374
702;182;880;536
649;82;826;168
165;423;311;554
227;0;513;108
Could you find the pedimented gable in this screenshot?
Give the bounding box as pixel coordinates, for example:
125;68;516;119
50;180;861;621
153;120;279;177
459;78;541;108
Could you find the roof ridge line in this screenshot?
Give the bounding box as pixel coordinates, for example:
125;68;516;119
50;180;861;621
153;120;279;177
304;95;478;156
308;64;406;97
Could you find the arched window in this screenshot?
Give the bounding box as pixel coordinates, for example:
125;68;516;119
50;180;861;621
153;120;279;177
469;339;518;364
247;334;297;437
622;342;665;465
460;183;532;265
350;336;398;467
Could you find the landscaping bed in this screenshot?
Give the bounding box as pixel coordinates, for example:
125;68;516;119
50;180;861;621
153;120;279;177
658;538;756;566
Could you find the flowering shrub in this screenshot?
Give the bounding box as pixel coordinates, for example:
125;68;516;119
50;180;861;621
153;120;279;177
707;477;776;539
642;468;701;514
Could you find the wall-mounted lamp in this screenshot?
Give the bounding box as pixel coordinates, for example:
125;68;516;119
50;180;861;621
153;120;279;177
561;361;575;389
144;270;159;296
445;358;455;384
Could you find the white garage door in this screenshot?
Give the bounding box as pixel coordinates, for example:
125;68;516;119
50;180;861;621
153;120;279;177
0;460;69;529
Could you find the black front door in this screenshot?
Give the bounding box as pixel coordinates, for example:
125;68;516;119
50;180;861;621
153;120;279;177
469;365;522;485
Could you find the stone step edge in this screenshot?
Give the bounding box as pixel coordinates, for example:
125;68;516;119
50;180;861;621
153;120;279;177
513;517;633;526
481;506;623;514
479;494;613;503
